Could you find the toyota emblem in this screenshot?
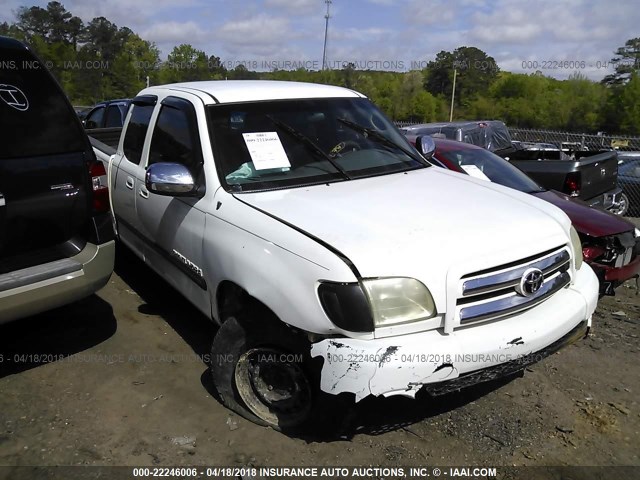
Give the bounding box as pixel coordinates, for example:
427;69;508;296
516;268;544;297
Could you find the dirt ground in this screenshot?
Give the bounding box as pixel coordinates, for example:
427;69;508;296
0;244;639;474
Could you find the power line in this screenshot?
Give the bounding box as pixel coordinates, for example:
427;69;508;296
322;0;332;70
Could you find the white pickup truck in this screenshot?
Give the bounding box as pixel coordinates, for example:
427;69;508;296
91;80;599;431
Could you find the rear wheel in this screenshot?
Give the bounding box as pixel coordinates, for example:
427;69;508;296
610;193;629;216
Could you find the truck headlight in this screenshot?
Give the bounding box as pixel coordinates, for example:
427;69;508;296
362;277;436;327
318;282;374;332
634;228;640;238
570;226;583;270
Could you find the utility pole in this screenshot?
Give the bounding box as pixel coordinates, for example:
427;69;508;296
322;0;332;70
449;68;457;122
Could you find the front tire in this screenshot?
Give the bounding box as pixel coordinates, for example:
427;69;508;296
210;311;317;430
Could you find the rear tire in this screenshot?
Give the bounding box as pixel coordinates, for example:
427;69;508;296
610;193;629;216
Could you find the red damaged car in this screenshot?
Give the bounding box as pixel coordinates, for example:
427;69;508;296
414;137;640;295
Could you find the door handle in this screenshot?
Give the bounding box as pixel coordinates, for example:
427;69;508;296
125;177;134;189
139;187;149;199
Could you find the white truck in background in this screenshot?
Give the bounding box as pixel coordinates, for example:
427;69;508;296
90;80;599;432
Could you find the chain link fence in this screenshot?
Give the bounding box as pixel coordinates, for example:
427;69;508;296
395;122;640;218
508;128;640;151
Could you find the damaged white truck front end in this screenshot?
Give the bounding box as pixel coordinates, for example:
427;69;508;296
311;272;595;401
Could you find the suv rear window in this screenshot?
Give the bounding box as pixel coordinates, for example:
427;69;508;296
0;43;86;159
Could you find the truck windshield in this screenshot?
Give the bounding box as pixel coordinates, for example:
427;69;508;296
207;98;428;191
436;145;545;194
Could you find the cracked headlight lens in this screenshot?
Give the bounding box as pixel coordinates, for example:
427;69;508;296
362;277;436;328
570;226;583;270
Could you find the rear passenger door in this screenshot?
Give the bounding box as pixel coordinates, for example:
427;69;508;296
111;96;156;257
135;95;209;314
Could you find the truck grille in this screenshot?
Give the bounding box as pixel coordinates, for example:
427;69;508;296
456;247;571;326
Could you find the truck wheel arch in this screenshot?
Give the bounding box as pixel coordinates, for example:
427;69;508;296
215;280;283;329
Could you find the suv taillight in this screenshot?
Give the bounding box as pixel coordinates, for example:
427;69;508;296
563;172;581;197
89;161;109;213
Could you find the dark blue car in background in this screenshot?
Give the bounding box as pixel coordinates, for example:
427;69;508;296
82;98;130;129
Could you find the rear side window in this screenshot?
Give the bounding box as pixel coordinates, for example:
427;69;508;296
148;98;202;172
0;44;86;159
123;104;154;165
85;106;105;129
104;105;123;128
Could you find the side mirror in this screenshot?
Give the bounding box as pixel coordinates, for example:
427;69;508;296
415;135;436;159
85;120;98;129
145;163;196;196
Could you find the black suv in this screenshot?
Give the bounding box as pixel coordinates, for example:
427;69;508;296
0;36;115;324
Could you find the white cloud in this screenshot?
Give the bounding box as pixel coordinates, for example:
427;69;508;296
364;0;400;5
470;23;542;44
332;27;392;42
1;0;206;41
263;0;321;15
403;0;457;26
63;0;202;24
140;21;208;45
215;14;297;55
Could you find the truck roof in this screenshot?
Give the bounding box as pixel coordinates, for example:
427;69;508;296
140;80;365;104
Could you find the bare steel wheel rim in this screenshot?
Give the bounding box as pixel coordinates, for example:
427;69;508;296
234;347;312;427
613;194;628;215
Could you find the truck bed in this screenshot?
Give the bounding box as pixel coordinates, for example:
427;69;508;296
506;150;618;203
87;127;122;152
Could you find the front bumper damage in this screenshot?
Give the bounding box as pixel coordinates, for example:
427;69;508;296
592;256;640;295
587;230;640;295
310;263;599;402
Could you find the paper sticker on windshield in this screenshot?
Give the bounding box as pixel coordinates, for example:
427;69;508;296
460;164;491;182
242;132;290;170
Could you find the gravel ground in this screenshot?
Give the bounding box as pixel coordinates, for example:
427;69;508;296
0;245;638;475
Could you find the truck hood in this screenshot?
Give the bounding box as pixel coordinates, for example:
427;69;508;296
238;168;572;295
532;190;633;237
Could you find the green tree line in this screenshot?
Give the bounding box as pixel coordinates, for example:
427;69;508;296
1;2;639;135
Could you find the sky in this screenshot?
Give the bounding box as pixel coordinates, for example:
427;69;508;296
1;0;638;80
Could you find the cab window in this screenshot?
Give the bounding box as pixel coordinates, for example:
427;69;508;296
122;103;154;165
